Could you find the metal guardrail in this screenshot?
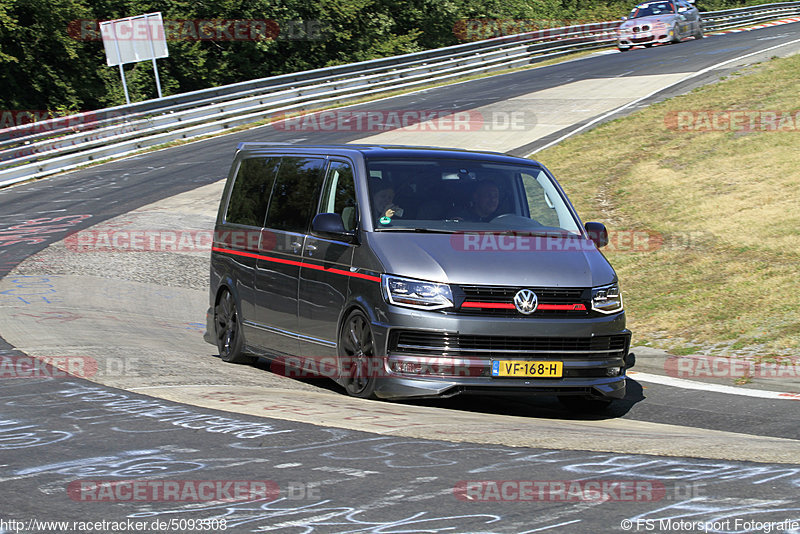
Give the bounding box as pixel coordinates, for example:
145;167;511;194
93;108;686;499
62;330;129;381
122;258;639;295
0;24;618;186
702;1;800;31
1;2;798;187
0;23;617;154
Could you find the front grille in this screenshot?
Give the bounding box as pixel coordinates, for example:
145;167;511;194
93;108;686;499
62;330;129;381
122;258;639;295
390;331;629;360
456;285;589;317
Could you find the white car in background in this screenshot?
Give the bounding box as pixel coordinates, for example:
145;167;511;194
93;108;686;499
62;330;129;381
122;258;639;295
617;0;704;51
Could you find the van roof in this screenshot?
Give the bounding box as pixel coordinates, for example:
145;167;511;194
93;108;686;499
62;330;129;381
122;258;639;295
234;143;541;165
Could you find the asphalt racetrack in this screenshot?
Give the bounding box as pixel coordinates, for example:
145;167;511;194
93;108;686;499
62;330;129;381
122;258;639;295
1;22;800;533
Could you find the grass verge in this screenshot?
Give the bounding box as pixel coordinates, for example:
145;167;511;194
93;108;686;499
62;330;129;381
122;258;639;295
535;54;800;359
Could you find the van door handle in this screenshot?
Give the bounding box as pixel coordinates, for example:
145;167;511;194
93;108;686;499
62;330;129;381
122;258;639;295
305;244;317;252
291;241;302;252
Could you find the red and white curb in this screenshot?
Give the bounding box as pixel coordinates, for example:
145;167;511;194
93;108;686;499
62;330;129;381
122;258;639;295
709;16;800;35
628;371;800;400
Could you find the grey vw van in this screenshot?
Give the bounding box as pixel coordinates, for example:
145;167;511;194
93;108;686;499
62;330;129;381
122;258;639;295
205;144;633;410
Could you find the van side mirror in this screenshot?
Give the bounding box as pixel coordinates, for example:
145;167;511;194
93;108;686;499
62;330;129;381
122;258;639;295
584;222;609;248
312;213;357;242
620;16;628;21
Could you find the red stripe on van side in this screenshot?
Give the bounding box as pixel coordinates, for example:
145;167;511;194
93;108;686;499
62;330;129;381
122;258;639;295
212;246;381;283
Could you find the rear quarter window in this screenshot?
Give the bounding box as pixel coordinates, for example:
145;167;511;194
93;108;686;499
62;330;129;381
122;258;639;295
225;157;280;227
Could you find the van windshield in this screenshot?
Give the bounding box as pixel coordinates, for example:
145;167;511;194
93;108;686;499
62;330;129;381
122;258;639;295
365;158;582;235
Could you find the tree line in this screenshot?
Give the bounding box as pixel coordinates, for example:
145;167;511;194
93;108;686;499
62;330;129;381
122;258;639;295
0;0;774;114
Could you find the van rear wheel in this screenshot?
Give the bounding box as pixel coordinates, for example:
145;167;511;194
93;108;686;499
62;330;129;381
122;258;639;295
215;289;254;364
339;310;378;399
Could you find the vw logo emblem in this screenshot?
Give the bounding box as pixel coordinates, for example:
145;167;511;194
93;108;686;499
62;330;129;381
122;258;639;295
513;289;538;315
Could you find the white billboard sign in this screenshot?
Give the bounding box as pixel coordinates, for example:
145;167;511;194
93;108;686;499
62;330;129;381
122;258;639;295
100;13;168;66
100;12;168;103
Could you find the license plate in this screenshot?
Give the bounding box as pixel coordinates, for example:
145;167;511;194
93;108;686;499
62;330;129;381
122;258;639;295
491;360;563;378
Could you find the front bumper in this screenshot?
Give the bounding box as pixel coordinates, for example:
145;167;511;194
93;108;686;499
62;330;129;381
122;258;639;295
374;374;629;400
369;305;632;400
618;29;673;47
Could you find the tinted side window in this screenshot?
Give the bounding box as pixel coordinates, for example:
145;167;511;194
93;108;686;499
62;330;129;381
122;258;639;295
265;157;325;233
225;157;279;227
319;161;357;231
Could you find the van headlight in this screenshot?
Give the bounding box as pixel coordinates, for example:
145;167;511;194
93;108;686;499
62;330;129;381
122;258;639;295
591;283;623;314
381;275;454;310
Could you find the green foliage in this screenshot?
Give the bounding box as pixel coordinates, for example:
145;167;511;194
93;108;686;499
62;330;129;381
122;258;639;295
0;0;783;112
0;1;19;63
0;0;104;111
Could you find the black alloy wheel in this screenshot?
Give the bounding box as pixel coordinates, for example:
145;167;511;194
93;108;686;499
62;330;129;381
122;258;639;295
215;289;254;364
338;310;379;399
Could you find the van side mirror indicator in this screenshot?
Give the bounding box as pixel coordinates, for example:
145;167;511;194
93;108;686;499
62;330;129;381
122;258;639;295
312;213;357;242
584;222;609;248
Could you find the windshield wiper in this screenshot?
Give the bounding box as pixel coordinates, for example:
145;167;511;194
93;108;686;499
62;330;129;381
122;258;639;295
481;229;574;238
375;228;460;234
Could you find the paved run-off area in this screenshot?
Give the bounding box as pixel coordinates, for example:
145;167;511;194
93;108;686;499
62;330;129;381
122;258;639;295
2;180;799;464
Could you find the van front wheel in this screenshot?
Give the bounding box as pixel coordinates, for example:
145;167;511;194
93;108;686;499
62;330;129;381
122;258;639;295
339;310;378;399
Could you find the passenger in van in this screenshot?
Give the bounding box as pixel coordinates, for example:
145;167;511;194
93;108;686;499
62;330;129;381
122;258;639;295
458;180;501;222
372;181;404;220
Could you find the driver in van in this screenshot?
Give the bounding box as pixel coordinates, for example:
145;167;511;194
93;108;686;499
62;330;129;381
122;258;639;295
372;181;404;220
460;180;501;222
